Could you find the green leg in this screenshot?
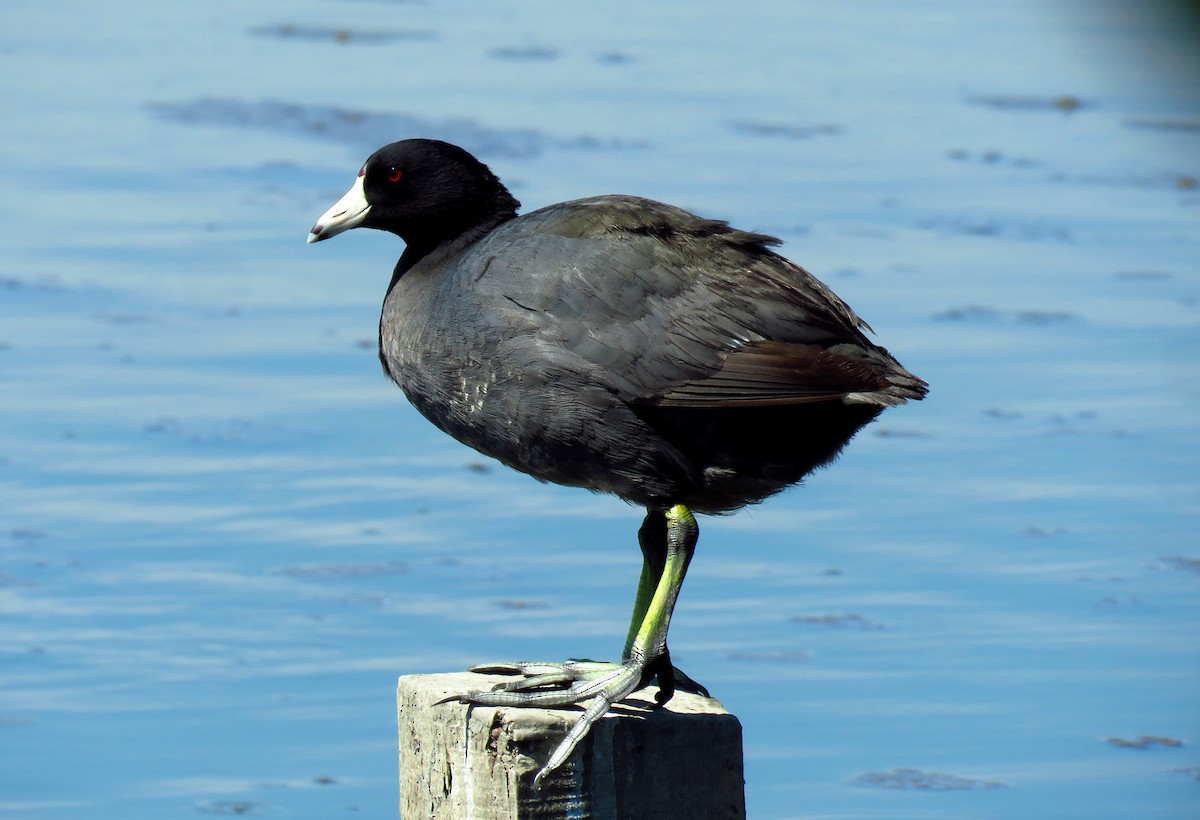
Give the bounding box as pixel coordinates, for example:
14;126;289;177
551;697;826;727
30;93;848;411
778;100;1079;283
626;505;695;670
441;504;702;788
622;510;668;660
625;508;709;703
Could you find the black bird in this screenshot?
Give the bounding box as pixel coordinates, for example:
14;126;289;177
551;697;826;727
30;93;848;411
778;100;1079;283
308;138;926;785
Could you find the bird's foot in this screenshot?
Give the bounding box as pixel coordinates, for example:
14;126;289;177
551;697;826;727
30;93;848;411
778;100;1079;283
446;656;709;706
459;659;628;701
438;658;646;788
436;655;710;788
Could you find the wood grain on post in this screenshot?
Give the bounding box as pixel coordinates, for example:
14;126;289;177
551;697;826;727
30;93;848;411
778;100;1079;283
398;672;746;819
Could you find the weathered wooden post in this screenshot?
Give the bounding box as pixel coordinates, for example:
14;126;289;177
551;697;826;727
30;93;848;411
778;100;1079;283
398;672;746;819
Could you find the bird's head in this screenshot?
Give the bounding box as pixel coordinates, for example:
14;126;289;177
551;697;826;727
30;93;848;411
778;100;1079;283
307;139;519;250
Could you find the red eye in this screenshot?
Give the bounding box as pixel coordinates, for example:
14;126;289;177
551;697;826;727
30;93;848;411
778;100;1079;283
388;168;402;183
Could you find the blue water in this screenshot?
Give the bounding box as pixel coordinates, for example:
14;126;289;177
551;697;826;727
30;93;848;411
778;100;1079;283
2;1;1198;817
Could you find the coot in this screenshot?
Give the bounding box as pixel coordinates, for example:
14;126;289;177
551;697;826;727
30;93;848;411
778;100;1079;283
308;138;926;785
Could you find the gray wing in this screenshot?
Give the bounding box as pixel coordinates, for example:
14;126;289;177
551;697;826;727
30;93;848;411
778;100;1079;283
470;196;926;409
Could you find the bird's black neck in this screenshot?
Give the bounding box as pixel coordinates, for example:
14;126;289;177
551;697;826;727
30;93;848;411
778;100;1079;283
391;184;519;281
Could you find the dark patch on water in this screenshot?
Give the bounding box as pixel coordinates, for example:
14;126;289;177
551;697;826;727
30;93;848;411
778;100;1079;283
949;145;1198;195
1106;735;1184;749
248;24;435;44
968;94;1087;113
1;275;67;292
791;612;885;629
1100;172;1196;191
1115;269;1174;280
8;528;48;546
853;767;1006;790
946;148;1040;168
1048;169;1200;192
917;216;1073;241
1015;309;1075;324
727;120;841;140
275;561;409;579
1124;118;1200;133
495;599;549;610
142;416;300;446
97;311;156;325
488;45;559;61
1093;595;1141;611
145;98;644;159
321;591;390;607
195;801;269;816
1021;525;1068;537
873;427;932;439
933;305;1075;323
595;51;634;65
146;98;544;158
1159;555;1200;574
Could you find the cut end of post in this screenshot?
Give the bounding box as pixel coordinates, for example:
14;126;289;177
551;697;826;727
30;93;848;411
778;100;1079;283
398;671;746;820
